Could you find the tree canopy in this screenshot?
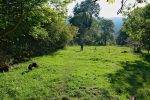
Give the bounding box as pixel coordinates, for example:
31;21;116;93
98;18;115;45
69;0;100;50
0;0;78;64
122;4;150;53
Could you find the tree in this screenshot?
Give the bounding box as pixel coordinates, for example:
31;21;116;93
70;17;115;47
69;0;100;51
116;29;128;45
83;18;102;46
0;0;75;37
98;18;115;45
0;0;78;64
122;4;150;54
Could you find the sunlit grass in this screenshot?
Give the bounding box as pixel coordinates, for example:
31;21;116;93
0;46;149;99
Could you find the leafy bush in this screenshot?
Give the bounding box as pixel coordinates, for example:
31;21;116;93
0;2;78;64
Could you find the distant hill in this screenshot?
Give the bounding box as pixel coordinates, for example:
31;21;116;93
109;17;124;37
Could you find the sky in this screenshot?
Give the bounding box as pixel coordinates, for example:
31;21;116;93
67;0;150;18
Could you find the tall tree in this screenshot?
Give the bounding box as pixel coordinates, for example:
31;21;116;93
69;0;100;51
99;18;115;45
122;4;150;54
83;18;102;46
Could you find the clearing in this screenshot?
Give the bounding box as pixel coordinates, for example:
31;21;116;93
0;46;150;100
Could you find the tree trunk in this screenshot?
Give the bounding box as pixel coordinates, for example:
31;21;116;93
80;43;83;51
80;31;84;51
137;47;141;53
104;37;107;46
148;45;150;54
133;44;141;53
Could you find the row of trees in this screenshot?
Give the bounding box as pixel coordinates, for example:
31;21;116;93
0;0;78;65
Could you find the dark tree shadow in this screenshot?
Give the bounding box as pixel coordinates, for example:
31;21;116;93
142;53;150;63
108;60;150;99
13;58;31;64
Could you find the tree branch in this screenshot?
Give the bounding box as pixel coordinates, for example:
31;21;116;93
117;0;128;15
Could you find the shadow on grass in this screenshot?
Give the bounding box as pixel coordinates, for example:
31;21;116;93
11;47;65;65
13;58;31;64
142;53;150;63
108;60;150;99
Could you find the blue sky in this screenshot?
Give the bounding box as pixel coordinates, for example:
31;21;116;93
67;0;149;18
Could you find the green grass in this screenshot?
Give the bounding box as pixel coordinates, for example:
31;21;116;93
0;46;150;100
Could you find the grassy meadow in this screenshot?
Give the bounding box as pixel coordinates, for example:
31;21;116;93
0;46;150;100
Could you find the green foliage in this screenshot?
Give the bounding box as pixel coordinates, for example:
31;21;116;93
30;26;48;40
0;0;74;33
69;0;115;46
116;29;128;45
45;22;78;48
73;0;100;17
0;0;78;64
98;18;115;45
0;46;150;99
70;17;115;46
69;0;100;45
79;18;101;45
122;4;150;53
